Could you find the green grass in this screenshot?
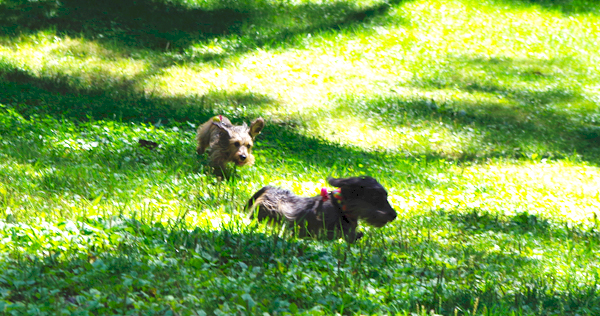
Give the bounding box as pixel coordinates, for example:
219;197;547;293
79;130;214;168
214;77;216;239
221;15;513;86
1;0;600;314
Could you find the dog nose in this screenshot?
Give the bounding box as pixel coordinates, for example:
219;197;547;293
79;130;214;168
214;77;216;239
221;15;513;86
240;154;247;161
384;210;397;221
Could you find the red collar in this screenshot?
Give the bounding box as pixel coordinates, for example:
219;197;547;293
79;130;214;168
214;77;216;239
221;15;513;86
320;187;329;202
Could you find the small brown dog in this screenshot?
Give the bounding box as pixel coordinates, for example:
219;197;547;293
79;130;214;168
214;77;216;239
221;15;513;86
245;176;397;243
196;115;265;177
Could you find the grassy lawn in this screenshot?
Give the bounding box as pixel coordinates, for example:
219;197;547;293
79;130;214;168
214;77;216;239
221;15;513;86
1;0;600;314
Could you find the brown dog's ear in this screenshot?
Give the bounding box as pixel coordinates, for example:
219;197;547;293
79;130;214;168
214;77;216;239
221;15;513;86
249;118;265;138
212;121;232;137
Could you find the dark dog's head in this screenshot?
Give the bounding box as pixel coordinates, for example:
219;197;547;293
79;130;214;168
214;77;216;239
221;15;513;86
214;118;265;166
328;176;397;227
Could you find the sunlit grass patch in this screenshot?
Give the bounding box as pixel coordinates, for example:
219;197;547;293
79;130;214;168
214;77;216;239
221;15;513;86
458;160;600;223
402;0;600;58
0;33;149;91
151;46;385;112
384;158;600;234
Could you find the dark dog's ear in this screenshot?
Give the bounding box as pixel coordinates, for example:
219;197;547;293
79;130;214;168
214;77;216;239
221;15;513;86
328;176;382;198
328;176;377;188
328;177;351;188
329;177;360;199
249;118;265;138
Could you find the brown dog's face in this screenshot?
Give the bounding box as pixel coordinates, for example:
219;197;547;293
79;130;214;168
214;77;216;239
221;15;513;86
219;118;265;167
328;176;397;227
227;133;255;166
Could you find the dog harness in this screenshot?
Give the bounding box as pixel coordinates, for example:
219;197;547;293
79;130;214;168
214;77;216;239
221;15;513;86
320;188;347;212
320;188;358;225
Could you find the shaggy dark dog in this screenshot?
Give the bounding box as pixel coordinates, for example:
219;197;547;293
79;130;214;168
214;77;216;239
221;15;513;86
245;176;397;243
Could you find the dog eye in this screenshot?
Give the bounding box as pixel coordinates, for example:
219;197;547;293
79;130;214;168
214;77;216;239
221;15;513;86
247;144;252;149
234;141;240;147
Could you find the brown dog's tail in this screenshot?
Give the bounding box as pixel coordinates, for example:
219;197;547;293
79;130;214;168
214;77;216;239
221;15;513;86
245;186;270;214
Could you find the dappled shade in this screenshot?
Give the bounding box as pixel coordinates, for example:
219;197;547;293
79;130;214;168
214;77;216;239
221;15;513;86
0;0;398;51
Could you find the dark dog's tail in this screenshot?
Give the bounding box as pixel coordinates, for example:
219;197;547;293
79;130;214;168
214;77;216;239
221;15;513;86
245;186;270;214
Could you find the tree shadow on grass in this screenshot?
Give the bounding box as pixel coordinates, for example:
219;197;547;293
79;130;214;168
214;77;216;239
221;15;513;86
0;0;245;49
0;58;275;123
5;213;599;315
0;0;405;54
2;206;599;314
337;55;600;164
0;216;346;314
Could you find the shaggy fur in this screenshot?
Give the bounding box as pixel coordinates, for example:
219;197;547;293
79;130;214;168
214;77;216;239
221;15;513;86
196;115;265;177
246;176;397;243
